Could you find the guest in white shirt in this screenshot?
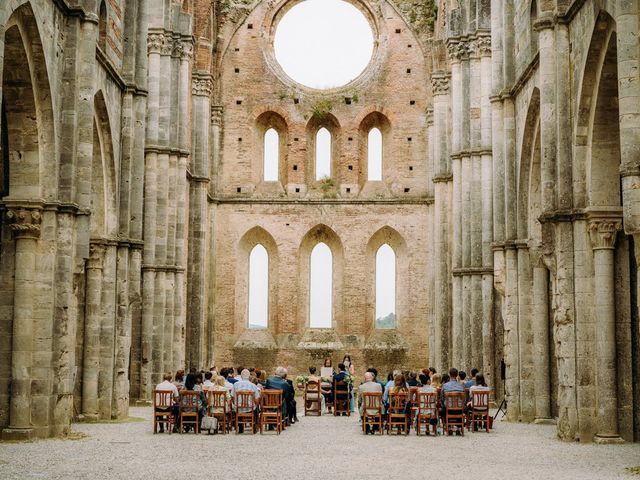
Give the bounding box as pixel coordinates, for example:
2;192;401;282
202;371;214;390
155;373;179;433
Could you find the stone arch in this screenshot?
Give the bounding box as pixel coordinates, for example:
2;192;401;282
0;1;56;200
365;226;408;330
255;111;289;186
298;224;344;330
574;11;619;209
517;87;541;241
306;113;341;184
358;111;392;184
91;90;118;237
236;226;279;332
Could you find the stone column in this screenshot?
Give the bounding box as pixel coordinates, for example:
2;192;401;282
2;206;41;440
432;73;451;369
531;247;552;422
589;219;624;443
81;244;105;421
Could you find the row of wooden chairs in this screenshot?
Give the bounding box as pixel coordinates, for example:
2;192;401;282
303;380;351;416
360;389;490;436
153;389;288;435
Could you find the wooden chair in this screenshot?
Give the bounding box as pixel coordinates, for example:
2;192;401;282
259;389;284;434
333;380;350;416
469;389;490;432
361;392;384;435
207;390;232;434
416;391;438;436
304;380;322;416
409;386;419;425
444;391;466;436
234;391;257;434
179;390;200;434
387;392;409;435
153;390;175;434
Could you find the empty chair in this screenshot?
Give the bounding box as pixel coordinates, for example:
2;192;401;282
305;380;322;416
153;390;175;434
179;390;200;434
444;391;466;436
260;389;284;434
361;392;384;435
387;392;409;435
415;391;438;436
235;391;257;434
469;389;491;432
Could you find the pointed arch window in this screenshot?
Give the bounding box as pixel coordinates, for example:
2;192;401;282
367;127;382;181
248;244;269;328
264;128;279;181
375;244;396;329
98;1;107;51
315;127;331;180
310;242;332;328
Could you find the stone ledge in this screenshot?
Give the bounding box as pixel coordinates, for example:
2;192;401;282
1;428;34;441
297;329;344;351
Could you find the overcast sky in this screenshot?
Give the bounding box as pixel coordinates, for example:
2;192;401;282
274;0;374;89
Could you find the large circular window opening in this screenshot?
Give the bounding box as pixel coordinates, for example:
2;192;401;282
274;0;374;89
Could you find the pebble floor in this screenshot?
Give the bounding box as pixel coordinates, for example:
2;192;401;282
1;407;639;479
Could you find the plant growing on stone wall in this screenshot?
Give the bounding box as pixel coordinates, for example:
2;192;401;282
311;99;333;121
318;176;337;198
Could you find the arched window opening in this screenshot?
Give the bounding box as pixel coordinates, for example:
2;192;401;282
310;242;332;328
248;244;269;328
530;0;538;53
375;244;396;329
367;127;382;181
264;128;279;181
98;1;107;51
315;128;331;180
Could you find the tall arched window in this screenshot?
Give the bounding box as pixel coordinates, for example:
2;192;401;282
315;127;331;180
375;244;396;329
98;1;107;51
264;128;279;181
310;242;332;328
248;244;269;328
367;127;382;181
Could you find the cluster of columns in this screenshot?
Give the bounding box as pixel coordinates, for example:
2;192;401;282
440;32;495;388
139;30;192;401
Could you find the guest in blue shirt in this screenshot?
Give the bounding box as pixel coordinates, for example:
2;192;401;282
441;368;465;427
464;368;479;388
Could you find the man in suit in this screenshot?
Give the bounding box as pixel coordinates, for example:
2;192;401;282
265;367;295;422
332;363;350;415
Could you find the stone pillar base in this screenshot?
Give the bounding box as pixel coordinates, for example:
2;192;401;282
2;427;34;441
534;417;556;425
76;414;99;423
133;399;152;407
593;434;625;444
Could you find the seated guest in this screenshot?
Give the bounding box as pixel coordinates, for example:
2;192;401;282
226;368;238;384
220;368;236;388
202;371;214;390
468;373;490;405
235;366;245;381
173;369;185;388
358;371;383;431
407;372;419;387
155;373;179;433
465;368;479;388
306;367;327;411
441;373;450;385
284;374;299;423
333;363;351;416
386;374;410;430
265;367;295;421
441;368;464;424
458;371;467;385
181;373;207;431
233;369;260;432
209;375;231;413
430;373;443;390
383;370;403;404
418;374;434;393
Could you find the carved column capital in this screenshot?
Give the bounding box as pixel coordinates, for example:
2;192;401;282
147;32;164;54
431;74;450;96
589;220;622;250
5;207;42;239
87;243;106;270
475;35;492;57
211;105;224;125
192;77;213;97
161;36;174;56
447;40;470;62
180;41;193;61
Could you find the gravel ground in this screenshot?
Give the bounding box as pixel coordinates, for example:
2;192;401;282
1;407;639;480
